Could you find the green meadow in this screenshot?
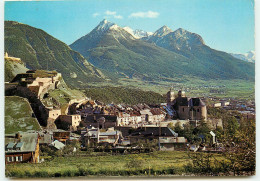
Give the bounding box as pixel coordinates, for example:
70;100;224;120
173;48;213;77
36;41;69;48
6;151;226;178
87;77;255;101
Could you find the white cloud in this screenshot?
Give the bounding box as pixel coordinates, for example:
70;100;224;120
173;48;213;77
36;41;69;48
93;13;100;17
129;11;159;18
114;15;123;19
105;10;117;15
104;10;123;19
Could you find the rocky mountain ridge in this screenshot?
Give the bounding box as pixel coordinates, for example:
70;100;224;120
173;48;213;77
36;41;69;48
70;19;254;81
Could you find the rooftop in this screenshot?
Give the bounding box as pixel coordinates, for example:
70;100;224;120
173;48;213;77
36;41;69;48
5;133;38;153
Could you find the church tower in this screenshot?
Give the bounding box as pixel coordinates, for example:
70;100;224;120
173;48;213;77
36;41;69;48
166;88;175;105
178;90;186;97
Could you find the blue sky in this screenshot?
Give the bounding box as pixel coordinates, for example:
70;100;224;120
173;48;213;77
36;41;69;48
4;0;255;53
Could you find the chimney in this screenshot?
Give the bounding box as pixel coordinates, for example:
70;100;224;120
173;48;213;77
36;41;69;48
15;133;21;140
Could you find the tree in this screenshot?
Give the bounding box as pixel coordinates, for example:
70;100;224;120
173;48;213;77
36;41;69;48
192;119;211;144
168;121;184;136
222;118;255;175
167;122;174;130
187;118;255;176
173;121;184;136
225;116;239;137
214;126;224;142
183;123;195;142
62;140;81;156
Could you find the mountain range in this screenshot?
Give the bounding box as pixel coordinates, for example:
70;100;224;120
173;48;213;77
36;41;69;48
230;51;255;63
123;27;153;39
70;19;254;81
4;20;255;88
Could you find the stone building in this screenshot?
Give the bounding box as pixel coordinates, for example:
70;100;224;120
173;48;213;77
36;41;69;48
82;115;117;129
129;126;178;145
4;52;22;63
116;111;142;127
167;90;207;120
81;127;123;147
159;136;187;151
56;115;82;131
11;70;61;100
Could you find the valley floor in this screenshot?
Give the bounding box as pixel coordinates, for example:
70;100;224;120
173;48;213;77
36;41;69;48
6;151;231;178
87;78;255;100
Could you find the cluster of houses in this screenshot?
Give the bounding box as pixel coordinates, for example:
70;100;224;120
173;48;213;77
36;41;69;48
72;100;166;129
5;69;216;164
62;88;207;131
210;97;255;120
5;124;190;164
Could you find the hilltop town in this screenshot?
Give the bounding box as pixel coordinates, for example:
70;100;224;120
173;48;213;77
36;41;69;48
4;54;255;177
5;52;254;163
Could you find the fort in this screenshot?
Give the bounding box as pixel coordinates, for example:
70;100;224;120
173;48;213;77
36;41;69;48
5;70;63;127
4;52;23;64
10;70;62;100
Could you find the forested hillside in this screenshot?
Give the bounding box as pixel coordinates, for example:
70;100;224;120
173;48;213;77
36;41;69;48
83;86;165;105
4;21;106;87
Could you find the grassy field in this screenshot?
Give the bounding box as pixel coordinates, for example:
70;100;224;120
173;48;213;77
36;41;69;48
5;96;41;134
5;151;226;178
48;79;86;104
87;77;254;100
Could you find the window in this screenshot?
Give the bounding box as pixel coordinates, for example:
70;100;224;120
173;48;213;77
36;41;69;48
197;109;200;112
7;157;11;162
16;156;19;161
17;156;23;162
183;108;185;112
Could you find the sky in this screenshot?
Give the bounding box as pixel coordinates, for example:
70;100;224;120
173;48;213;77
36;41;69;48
4;0;255;54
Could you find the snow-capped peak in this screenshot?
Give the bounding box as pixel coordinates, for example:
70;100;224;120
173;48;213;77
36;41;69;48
230;50;255;63
123;27;153;39
153;25;173;37
123;27;135;35
133;29;153;39
96;19;116;32
245;50;255;60
109;24;120;31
